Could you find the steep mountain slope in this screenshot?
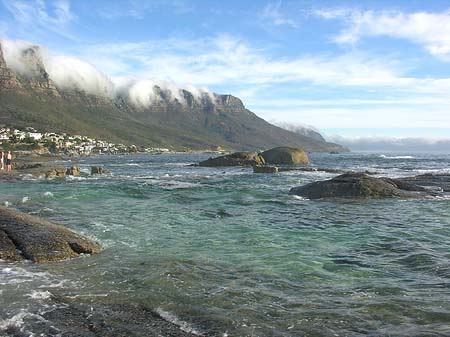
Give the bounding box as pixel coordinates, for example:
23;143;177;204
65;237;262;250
0;42;346;152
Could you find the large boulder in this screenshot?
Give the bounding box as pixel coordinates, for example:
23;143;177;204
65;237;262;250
199;151;265;167
0;206;101;262
261;147;309;165
289;173;429;199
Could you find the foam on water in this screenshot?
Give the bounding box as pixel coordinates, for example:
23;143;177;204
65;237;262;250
27;290;52;300
380;154;415;159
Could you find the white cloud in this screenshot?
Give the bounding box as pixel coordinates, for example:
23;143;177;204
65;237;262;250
260;1;299;28
254;106;450;129
2;0;76;38
85;35;450;97
326;134;450;152
316;8;450;57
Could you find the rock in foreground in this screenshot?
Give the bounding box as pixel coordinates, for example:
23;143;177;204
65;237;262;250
261;147;309;165
289;173;429;199
199;151;265;167
0;206;101;262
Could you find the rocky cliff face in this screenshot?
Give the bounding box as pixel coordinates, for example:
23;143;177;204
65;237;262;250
0;42;347;152
16;46;60;95
0;42;21;90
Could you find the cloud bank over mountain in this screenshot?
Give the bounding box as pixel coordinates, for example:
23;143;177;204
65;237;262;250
1;37;213;106
328;135;450;152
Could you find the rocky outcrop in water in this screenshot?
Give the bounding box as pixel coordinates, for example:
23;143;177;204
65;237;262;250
253;165;279;173
398;174;450;192
199;151;265;167
261;147;309;165
0;206;101;262
91;166;110;175
289;173;431;199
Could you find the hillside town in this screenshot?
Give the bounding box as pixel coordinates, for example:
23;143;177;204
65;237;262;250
0;126;171;155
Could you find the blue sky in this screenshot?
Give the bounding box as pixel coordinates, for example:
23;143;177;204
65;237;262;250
1;0;450;143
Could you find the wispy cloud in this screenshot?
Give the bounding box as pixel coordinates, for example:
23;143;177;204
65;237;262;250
85;34;450;96
2;0;76;39
96;0;193;20
316;8;450;58
260;1;299;28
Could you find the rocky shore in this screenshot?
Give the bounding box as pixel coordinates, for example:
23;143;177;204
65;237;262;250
2;297;200;337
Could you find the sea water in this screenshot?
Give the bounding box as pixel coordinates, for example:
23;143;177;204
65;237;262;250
1;152;450;336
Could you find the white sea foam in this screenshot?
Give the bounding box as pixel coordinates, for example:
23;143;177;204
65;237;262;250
27;290;52;300
0;310;44;332
292;195;309;201
43;191;54;197
156;308;202;335
379;155;415;159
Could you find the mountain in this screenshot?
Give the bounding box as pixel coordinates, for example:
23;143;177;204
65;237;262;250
271;121;326;142
0;42;346;152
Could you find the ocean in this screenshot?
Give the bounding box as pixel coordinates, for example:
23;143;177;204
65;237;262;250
1;152;450;336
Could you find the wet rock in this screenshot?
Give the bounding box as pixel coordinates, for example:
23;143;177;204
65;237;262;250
44;166;67;178
397;174;450;192
66;166;81;176
30;298;198;337
253;165;279;173
289;173;429;199
261;147;309;165
0;206;101;263
91;166;110;175
199;151;265;167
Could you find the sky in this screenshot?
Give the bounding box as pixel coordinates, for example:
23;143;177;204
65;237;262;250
1;0;450;149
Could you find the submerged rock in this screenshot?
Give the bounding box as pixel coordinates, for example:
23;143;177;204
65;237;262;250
289;173;429;199
199;151;265;167
253;165;279;173
0;206;101;262
261;147;309;165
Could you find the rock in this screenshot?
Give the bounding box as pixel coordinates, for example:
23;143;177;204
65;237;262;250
45;166;68;178
0;229;22;261
253;165;279;173
199;151;265;167
66;166;80;176
261;147;309;165
91;166;110;175
289;173;429;199
0;206;101;263
397;174;450;192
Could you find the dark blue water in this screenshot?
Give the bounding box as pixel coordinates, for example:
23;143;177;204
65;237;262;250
1;152;450;336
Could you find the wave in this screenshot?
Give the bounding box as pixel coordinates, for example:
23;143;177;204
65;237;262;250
379;155;415;159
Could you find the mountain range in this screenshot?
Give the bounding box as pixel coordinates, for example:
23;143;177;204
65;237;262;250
0;41;346;152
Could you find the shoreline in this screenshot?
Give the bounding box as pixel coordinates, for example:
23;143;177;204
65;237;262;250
2;296;200;337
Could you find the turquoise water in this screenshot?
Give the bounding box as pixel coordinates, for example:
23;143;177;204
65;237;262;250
1;153;450;336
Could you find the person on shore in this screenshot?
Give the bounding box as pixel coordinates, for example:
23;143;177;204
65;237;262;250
6;151;12;172
0;150;3;170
